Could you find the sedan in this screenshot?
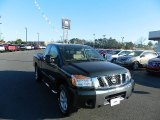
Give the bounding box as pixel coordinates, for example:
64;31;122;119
146;56;160;74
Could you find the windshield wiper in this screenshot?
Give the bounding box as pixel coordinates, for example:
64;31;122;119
65;59;90;63
88;58;104;61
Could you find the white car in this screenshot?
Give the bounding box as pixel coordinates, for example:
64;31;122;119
39;45;46;49
25;45;32;50
107;50;133;62
0;44;5;52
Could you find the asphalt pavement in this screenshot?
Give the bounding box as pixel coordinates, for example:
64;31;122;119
0;50;160;120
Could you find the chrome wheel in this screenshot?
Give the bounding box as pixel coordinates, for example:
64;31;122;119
35;66;41;81
59;89;68;113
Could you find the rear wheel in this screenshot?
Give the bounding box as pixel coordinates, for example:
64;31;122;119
35;65;42;82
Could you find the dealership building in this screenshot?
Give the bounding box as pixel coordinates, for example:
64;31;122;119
149;30;160;52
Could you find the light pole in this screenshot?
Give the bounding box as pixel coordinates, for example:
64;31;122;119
37;32;39;46
121;37;124;49
0;16;2;24
0;33;2;41
93;34;96;47
0;16;2;41
25;27;28;44
121;37;124;43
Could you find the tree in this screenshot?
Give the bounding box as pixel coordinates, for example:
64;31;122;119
125;42;134;49
148;41;153;48
69;38;86;44
0;39;5;43
15;39;23;44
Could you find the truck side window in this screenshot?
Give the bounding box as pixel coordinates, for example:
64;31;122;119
44;45;51;56
49;46;58;58
49;46;60;65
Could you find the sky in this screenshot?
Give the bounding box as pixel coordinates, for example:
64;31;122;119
0;0;160;44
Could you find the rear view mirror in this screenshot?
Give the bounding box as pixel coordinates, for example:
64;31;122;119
140;55;145;58
45;55;51;63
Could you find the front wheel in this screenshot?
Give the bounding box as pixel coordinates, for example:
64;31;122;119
111;58;117;63
132;62;139;70
58;85;73;116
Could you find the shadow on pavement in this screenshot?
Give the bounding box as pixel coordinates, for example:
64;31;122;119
0;70;64;120
130;70;160;89
133;90;150;94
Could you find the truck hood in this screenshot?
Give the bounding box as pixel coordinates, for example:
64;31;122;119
62;61;128;77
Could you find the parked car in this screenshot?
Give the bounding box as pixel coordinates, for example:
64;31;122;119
33;44;134;116
0;44;5;52
39;45;46;49
3;44;17;51
20;45;26;50
146;55;160;74
116;50;158;70
107;50;133;62
96;49;107;58
25;45;32;50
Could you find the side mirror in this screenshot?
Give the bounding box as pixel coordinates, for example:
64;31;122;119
140;55;145;58
45;55;51;63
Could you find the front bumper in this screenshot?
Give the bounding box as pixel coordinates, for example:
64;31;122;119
71;79;135;108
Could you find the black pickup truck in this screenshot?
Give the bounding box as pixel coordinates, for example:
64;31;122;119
33;44;135;116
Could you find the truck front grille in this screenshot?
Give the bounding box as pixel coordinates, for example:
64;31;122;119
98;74;126;88
97;77;106;87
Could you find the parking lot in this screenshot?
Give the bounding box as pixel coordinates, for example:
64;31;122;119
0;50;160;120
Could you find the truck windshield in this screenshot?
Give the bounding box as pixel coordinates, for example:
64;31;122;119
59;45;105;63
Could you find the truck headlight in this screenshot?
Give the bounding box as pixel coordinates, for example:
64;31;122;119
126;71;131;82
71;75;93;87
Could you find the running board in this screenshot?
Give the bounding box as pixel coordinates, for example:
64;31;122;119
43;81;57;94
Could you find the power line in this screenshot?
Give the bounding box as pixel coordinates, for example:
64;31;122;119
34;0;58;33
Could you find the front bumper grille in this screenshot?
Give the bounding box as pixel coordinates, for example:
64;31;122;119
97;74;126;88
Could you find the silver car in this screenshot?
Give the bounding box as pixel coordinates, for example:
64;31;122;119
116;50;158;70
107;50;133;62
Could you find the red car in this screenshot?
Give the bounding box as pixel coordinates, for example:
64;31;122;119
146;56;160;74
3;44;17;51
96;49;106;58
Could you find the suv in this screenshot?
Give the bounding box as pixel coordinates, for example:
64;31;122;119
146;55;160;74
116;50;158;70
33;44;134;115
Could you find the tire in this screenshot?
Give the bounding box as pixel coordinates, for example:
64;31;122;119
58;85;73;116
132;62;139;70
35;65;42;82
111;58;117;63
